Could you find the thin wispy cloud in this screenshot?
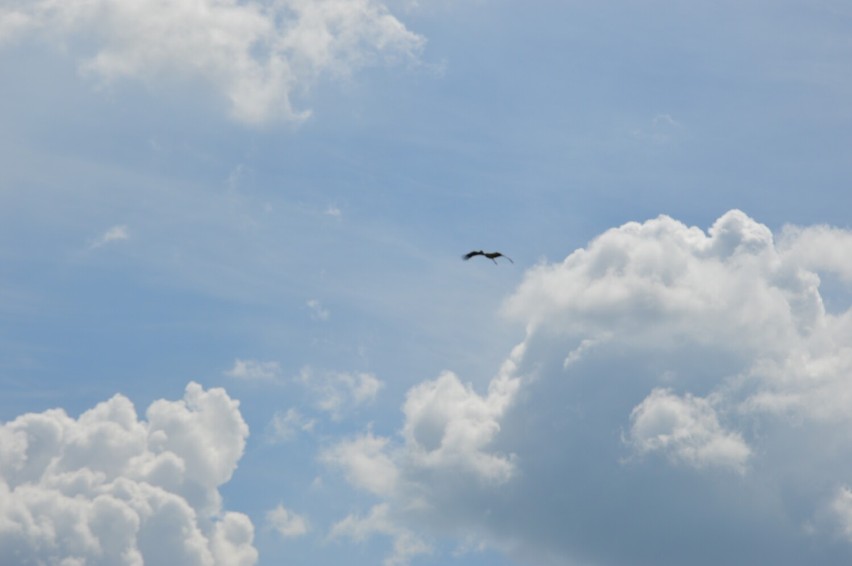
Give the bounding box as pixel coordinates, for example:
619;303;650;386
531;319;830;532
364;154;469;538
89;224;129;249
228;164;248;192
325;205;343;218
225;358;282;381
266;504;309;539
266;408;317;443
630;112;683;142
329;504;431;566
298;367;382;420
652;113;680;128
307;299;331;321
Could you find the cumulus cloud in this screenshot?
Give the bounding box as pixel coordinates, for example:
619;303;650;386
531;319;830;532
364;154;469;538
320;357;521;564
400;370;519;483
0;0;425;124
0;382;255;566
322;210;852;565
626;387;750;473
322;366;519;498
777;223;852;283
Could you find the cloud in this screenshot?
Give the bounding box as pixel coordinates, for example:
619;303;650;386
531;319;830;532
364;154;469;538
266;408;316;443
322;431;400;497
626;387;751;473
400;370;519;483
0;11;30;44
89;224;129;249
320;361;521;564
325;206;343;218
329;504;431;566
297;367;382;419
266;504;309;539
322;210;852;565
307;299;331;321
225;358;282;381
777;223;852;283
630;112;683;142
0;382;256;565
1;0;425;124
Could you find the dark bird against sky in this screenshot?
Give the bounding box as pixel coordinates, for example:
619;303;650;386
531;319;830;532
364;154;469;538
462;250;513;264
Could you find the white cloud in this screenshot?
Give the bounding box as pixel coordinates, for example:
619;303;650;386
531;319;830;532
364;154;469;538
321;366;521;503
1;0;425;124
626;388;751;473
320;359;521;564
322;210;852;565
266;408;316;443
400;370;518;483
89;224;129;249
777;223;852;283
297;367;382;419
211;513;258;566
225;358;281;381
266;504;309;539
0;382;256;565
330;504;431;566
322;432;400;497
325;205;343;218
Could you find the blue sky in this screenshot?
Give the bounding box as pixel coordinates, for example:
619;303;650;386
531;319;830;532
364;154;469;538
3;1;852;565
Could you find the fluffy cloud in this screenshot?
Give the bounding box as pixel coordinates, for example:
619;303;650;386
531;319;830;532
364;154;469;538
0;382;256;565
0;0;424;124
400;369;519;483
322;364;520;499
323;210;852;565
626;387;750;473
320;358;521;564
322;431;400;497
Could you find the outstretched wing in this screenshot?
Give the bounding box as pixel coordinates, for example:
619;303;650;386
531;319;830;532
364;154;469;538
462;250;484;260
484;251;513;263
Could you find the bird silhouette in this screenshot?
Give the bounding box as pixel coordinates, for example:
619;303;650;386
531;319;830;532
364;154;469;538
462;250;513;264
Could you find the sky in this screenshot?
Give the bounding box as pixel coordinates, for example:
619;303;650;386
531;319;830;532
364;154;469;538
2;1;852;565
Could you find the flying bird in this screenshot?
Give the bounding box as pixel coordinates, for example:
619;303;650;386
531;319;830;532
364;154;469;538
462;250;513;264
